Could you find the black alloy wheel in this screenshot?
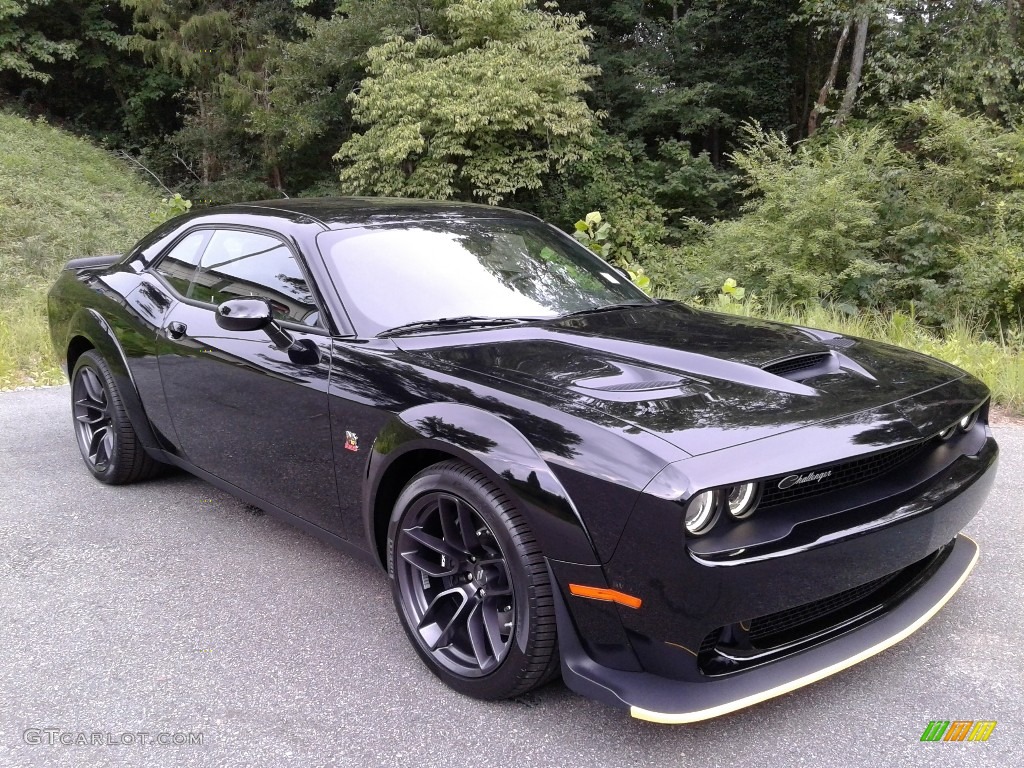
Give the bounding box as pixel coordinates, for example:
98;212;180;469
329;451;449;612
70;351;164;484
388;461;560;699
73;363;114;473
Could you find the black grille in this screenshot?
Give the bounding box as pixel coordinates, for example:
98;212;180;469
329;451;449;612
762;353;833;377
759;439;933;509
747;570;901;644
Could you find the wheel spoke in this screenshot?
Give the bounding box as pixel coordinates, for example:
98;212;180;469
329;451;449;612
480;598;509;662
439;495;481;554
466;602;493;669
81;369;105;404
418;587;471;651
437;496;466;553
399;547;459;578
403;526;465;562
99;428;114;466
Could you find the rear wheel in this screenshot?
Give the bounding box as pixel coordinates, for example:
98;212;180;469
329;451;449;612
388;460;560;699
71;350;164;484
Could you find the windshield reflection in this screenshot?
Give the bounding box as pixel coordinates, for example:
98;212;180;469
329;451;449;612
317;218;653;336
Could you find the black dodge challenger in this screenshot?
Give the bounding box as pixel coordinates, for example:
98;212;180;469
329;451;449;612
47;198;998;722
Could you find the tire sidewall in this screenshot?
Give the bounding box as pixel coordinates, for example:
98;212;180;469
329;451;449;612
387;464;538;699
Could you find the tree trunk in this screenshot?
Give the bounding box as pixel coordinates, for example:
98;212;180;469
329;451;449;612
835;14;869;128
198;93;211;185
808;21;851;136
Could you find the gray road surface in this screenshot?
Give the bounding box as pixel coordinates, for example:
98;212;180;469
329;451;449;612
0;386;1020;767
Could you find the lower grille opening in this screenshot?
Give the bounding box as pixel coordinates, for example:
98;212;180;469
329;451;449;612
697;541;955;676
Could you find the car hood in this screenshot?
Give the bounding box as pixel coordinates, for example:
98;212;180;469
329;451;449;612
396;303;974;456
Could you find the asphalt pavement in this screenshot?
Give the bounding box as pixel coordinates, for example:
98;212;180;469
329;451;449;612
0;386;1020;768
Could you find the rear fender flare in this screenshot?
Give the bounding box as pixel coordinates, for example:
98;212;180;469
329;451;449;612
65;308;161;453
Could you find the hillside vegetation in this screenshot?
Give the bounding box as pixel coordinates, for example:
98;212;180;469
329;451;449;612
0;112;160;387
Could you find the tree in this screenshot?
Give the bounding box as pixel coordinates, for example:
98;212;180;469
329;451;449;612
0;0;76;81
257;0;429;192
336;0;600;204
802;0;880;132
863;1;1024;127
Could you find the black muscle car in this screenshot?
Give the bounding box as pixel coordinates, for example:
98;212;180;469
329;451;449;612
47;198;998;722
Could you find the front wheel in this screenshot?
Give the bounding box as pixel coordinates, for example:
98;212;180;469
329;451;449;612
387;461;560;699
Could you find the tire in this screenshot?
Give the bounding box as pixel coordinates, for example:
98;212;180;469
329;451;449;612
70;350;164;485
387;460;560;700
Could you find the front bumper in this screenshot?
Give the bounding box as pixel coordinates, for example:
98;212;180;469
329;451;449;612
548;431;997;721
554;534;978;723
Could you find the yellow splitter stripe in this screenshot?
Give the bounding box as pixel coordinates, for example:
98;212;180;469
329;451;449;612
631;535;981;724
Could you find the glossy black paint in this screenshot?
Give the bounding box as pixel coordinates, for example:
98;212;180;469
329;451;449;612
46;197;998;716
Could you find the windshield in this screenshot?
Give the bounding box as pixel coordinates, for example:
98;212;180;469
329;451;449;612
317;218;653;336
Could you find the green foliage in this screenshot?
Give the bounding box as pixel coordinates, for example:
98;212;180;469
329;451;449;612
863;1;1024;127
0;112;160;387
0;0;77;82
149;192;192;224
336;0;600;204
676;100;1024;328
717;277;747;308
573;211;613;258
570;210;650;291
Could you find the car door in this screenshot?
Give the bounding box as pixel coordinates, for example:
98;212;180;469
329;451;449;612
154;226;343;536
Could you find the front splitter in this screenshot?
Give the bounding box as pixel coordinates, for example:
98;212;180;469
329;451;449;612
554;534;980;724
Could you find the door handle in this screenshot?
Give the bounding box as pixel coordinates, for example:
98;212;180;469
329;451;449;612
167;320;188;339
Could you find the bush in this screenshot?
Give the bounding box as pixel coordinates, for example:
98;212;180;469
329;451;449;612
674;100;1024;329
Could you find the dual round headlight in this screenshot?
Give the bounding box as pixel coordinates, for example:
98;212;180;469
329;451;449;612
959;410;979;432
940;409;980;440
684;490;718;535
684;482;761;536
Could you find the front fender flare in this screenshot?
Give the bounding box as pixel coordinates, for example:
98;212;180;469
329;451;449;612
364;402;601;566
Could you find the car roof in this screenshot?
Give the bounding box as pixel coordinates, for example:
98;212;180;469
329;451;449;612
214;196;541;230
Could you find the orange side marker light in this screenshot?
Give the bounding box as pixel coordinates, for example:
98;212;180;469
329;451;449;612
568;584;642;609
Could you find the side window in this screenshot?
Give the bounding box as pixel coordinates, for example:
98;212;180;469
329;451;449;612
188;229;322;327
153;231;209;296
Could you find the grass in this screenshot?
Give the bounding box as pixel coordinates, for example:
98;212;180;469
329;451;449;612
0;112;160;388
708;298;1024;416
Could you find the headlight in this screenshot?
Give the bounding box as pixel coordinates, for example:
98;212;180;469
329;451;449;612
939;424;957;440
684;491;719;536
959;410;979;432
727;482;760;519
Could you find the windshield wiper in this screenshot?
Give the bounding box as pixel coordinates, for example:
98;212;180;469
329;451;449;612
378;315;535;338
555;302;651;320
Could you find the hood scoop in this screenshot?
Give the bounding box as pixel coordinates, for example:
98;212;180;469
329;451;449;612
762;352;837;381
571;362;700;402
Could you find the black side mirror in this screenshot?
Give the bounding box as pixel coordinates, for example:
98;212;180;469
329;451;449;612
216;298;273;332
216;297;321;366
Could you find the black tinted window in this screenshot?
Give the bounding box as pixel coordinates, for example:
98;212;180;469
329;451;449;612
153;230;209;296
189;230;321;327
